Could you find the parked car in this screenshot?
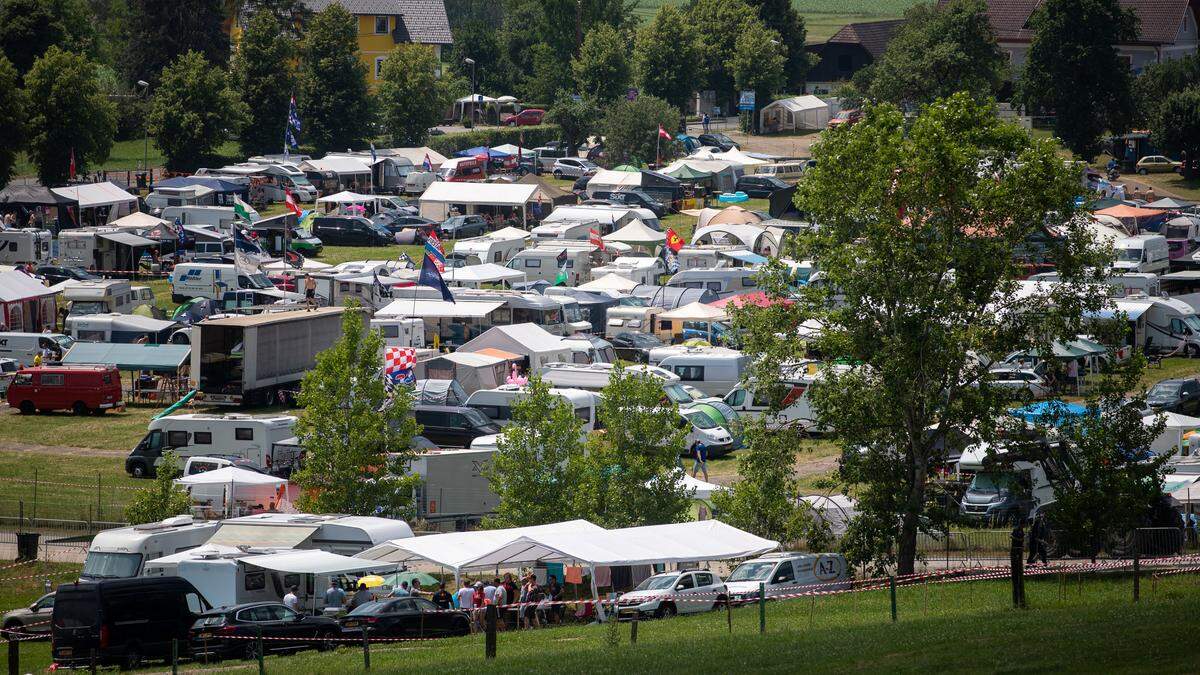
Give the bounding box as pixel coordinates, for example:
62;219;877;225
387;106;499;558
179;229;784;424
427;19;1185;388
697;133;738;152
734;175;790;198
7;365;123;415
827;109;862;128
591;189;667;218
986;367;1052;399
572;175;592;194
412;404;501;448
439;214;488;239
3;592;54;638
34;265;100;286
610;332;665;363
190;602;340;661
310;215;394;246
552;158;599;179
268;273;297;293
503;109;545;126
1147;378;1200;415
615;570;727;619
338;597;470;638
1136;155;1183;175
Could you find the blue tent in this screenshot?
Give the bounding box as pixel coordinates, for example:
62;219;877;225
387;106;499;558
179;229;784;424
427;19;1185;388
154;176;247;195
1009;401;1089;424
454;146;512;159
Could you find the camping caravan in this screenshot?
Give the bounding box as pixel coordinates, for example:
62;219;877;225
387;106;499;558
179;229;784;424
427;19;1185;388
0;229;51;265
506;246;595;286
541;204;662;233
448;232;528;266
160;206;244;231
62;280;154;317
590;256;666;286
124;413;299;478
530;219;598;242
1145;296;1200;356
538;361;680;392
652;346;749;397
368;317;426;349
82;515;222;580
721;362;849;433
465;384;598;431
677;245;764;271
666;268;761;295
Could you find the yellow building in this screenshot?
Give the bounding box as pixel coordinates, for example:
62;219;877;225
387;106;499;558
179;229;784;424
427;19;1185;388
299;0;452;86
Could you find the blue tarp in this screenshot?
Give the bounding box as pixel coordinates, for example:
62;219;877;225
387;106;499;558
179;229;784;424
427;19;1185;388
454;146;512;158
62;342;190;372
1009;401;1089;423
154;176;247;194
720;250;769;265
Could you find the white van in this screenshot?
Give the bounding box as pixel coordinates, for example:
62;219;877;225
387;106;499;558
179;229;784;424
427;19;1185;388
1113;234;1169;275
171;262;276;302
666;268;760;295
0;332;74;366
506;246;594;286
145;185;217;210
1144;296;1200;356
651;346;748;397
160;206;246;231
721;361;850;433
369;317;426;349
124;413;299;478
465;384;599;431
590;256;666;286
449;233;527;266
755;162;806;182
82;515;221;580
0;229;52;265
530;219;597;243
62;279;153;317
724;552;849;603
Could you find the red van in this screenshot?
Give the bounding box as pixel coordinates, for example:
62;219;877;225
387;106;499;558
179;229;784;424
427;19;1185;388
6;365;124;415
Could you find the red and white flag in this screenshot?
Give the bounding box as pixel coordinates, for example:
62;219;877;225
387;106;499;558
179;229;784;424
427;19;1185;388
657;126;671;140
69;148;77;180
283;189;303;216
588;227;605;251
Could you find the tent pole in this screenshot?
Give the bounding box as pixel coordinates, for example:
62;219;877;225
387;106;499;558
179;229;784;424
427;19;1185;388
589;564;604;623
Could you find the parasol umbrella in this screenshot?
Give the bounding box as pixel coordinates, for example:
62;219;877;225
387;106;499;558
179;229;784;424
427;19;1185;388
357;575;388;588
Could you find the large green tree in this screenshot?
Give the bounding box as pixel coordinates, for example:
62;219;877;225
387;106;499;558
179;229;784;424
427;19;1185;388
1019;0;1138;161
1134;53;1200;125
1152;88;1200;179
123;0;229;85
522;42;574;104
0;0;94;76
634;4;701;110
863;0;1005;107
232;11;296;156
378;44;457;146
744;0;811;91
571;24;631;102
148;51;247;171
292;304;421;518
687;0;760;111
780;93;1109;574
483;376;586;528
124;452;192;525
445;20;516;96
727;23;787;112
24;47;115;186
0;55;26;189
601;95;680;166
547;95;602;158
298;4;373;153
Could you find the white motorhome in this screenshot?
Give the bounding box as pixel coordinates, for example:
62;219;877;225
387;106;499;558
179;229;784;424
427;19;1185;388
465;384;599;430
171;262;276;302
591;256;666;286
604;302;663;339
0;229;51;265
677;245;760;271
160;206;246;231
666;268;760;295
145;185;217;210
653;346;749;396
537;361;702;406
724;552;850;603
529;219;598;242
125;414;299;478
82;515;221;580
0;332;75;366
1113;234;1169;275
65;313;179;343
369;317;426;349
1144;296;1200;356
506;246;594;286
62;279;154;317
448;233;527;266
721;361;850;433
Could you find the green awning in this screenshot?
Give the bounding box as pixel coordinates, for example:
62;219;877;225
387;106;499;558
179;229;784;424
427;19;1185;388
61;342;190;372
612;164;641;172
662;164;713;180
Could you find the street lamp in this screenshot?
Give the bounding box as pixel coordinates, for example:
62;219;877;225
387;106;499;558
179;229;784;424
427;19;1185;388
463;58;476;126
137;80;151;188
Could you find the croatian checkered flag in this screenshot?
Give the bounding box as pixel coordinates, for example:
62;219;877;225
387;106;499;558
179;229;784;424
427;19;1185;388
383;346;416;388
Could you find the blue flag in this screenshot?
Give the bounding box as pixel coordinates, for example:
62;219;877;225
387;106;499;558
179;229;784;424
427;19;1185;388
418;253;455;303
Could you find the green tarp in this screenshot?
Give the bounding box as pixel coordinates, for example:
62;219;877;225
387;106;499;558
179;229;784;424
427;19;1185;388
61;342;190;372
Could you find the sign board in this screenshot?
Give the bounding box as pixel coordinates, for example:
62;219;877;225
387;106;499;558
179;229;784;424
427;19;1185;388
626;88;639;101
570;94;582;102
737;90;756;111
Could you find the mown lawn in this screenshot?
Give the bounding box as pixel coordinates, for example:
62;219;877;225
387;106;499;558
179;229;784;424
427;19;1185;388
12;139;242;178
46;572;1195;674
632;0;919;40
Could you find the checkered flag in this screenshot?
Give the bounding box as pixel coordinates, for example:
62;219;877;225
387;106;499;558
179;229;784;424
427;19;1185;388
383;346;416;389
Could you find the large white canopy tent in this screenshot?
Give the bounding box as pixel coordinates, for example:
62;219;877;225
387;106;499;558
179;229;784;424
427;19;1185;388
759;95;831;132
52;181;137;223
603;220;666;246
577;273;640;293
1143;412;1200;456
443;263;525;287
175;467;289;519
418;182;543;222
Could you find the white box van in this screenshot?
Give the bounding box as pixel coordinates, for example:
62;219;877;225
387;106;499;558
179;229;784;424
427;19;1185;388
124;413;298;478
465;384;599;431
724;552;849;604
1113;234;1169;275
506;246;594;286
530;219;597;242
0;229;51;265
666;268;760;295
0;332;74;366
652;346;748;397
171;262;276;303
161;206;245;231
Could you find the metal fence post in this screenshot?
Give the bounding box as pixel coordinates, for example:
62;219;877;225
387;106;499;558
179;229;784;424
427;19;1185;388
96;473;102;522
1010;524;1026;609
32;470;37;524
256;625;265;675
8;635;17;675
889;576;897;622
361;626;371;671
725;595;732;634
758;582;766;634
485;604;497;659
171;638;178;675
631;612;638;643
1133;530;1141;603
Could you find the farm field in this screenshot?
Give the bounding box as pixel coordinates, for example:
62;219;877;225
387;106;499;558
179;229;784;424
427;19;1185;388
631;0;919;40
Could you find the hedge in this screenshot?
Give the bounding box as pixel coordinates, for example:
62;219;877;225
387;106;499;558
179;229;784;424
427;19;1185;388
426;124;562;157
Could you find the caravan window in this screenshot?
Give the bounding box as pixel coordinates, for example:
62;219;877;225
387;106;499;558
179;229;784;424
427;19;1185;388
245;571;266;591
674;365;705;381
194;432;212;444
525;259;542;268
235;428;254;441
167;431;189;447
380;325;400;338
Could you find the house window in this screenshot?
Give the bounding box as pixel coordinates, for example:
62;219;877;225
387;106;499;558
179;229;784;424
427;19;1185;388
375;57;386;80
837;54;852;72
375;15;389;34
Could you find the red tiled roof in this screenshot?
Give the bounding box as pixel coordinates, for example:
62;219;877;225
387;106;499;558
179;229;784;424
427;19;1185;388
826;19;906;58
941;0;1198;44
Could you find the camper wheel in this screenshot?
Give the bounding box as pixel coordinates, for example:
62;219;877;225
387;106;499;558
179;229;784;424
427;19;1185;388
72;401;88;416
1187;344;1200;358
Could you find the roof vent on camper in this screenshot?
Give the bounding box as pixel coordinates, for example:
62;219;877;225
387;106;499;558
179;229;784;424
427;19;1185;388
163;515;195;527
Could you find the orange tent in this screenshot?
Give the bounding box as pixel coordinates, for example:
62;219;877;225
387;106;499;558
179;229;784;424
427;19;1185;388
1094;204;1165;220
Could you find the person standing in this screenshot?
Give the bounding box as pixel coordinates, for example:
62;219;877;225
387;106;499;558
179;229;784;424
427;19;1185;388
692;442;709;481
431;583;453;610
1027;512;1049;566
349;583;375;610
304;274;317;311
283;586;301;613
492;578;507;630
323;581;347;611
391;581;411;597
702;112;710;134
456;579;475;619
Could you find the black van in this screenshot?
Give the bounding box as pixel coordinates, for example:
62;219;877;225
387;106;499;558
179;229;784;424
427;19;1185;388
311;215;394;246
413;405;500;448
52;577;211;669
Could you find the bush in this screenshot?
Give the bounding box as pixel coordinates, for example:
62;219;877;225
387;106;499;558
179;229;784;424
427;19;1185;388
426;124;562;157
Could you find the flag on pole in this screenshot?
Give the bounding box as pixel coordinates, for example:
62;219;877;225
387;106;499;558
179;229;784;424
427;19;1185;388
554;249;569;286
588;227;605;251
283;189;302;217
397;251;415;269
69;149;77;180
424;241;446;272
422;154;433;171
173;218;186;247
372;269;392;300
284;95;301;157
285;250;304;269
383;346;416;387
418;252;455;302
660;245;680;274
233;196;256;223
657;126;671;140
665;228;684;253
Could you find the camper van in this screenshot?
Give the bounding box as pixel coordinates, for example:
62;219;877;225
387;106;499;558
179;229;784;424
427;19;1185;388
171;263;277;302
604;302;663;339
369;317;426;349
666;268;760;295
591;256;666;286
677;245;761;271
506;246;594;286
0;229;51;265
530;219;598;242
465;384;599;430
1145;296;1200;356
1113;234;1170;275
436;157;485;182
161;205;247;231
653;346;749;396
754;162;807;182
125;414;299;478
721;362;850;433
82;515;222;580
0;332;74;366
65;313;179;344
145;185;218;210
63;279;155;317
449;233;528;266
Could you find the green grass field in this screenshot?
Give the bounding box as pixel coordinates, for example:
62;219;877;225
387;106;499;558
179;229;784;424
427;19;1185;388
631;0;918;40
11;139;242;179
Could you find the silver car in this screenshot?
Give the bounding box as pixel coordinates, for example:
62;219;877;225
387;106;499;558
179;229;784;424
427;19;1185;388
3;592;54;637
551;158;598;179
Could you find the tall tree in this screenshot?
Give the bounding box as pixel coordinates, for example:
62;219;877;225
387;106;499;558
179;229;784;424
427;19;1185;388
1152;88;1200;179
687;0;760;111
547;95;602;157
727;23;787;109
124;0;229;85
863;0;1005;107
446;20;515;96
483;376;586;528
24;47;115;186
292;304;422;518
297;4;373;153
601;95;680;166
634;4;701;110
232;11;296;156
378;44;457;146
0;0;94;76
521;42;574;104
1019;0;1138;161
0;55;26;189
744;0;811;91
573;366;691;528
571;24;631;102
124;452;191;525
148;52;247;171
782;93;1109;574
1134;53;1200;125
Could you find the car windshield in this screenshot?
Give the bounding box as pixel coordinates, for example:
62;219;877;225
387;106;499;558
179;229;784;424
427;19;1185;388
290;175;314;188
662;384;694;404
727;561;775;582
631;333;660;346
296;228;314;239
683;410;717;429
69;301;108;316
81;551;142;579
1166;225;1191;239
1187;317;1200;332
348;601;390;616
247;273;274;290
1116;247;1143;262
969;472;1016;493
1150;382;1182;398
462;408;492;427
633;574;679;591
445;217;465;226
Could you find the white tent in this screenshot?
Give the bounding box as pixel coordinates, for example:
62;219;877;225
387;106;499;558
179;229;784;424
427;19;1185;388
51;182;136;221
176;467;288;519
604;219;666;245
491;144;536;158
800;494;858;536
316;190;375;204
384;147;448;171
240;549;393;575
176;467;287;486
418;351;511;394
577;273;640;293
303;157;372;177
658;301;728;322
418;182;542;222
261;258;333;272
1144;412;1200;456
108;211;168;230
490;226;533;241
678;473;727;501
376;299;505;319
693;223;779;255
759;95;830;132
459;323;573;370
588;169;643;191
718;149;770;168
443;263;525;287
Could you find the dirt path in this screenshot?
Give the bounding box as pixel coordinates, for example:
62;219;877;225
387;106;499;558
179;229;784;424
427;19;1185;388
0;441;126;458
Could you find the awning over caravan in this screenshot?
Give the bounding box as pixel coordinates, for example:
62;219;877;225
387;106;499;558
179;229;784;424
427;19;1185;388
97;231;157;248
61;343;190;372
239;550;393;575
207;523;318;548
719;250;768;264
51;182;136;209
377;299;504;318
443;264;525;284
